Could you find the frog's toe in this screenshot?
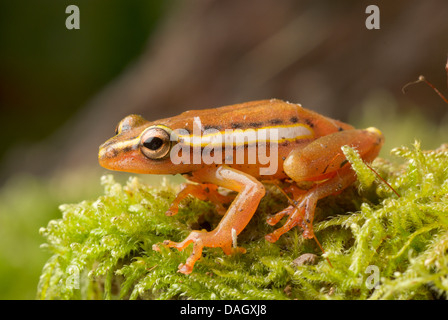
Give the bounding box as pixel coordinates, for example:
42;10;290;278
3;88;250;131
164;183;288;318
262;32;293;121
266;205;295;226
178;263;193;275
265;232;280;243
265;205;307;242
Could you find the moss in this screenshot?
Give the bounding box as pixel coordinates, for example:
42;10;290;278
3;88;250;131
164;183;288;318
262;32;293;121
37;142;448;300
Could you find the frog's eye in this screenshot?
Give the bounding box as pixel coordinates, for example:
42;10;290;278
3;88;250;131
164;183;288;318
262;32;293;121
140;126;172;160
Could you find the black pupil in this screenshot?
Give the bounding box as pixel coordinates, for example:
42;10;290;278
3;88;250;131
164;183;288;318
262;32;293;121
143;137;164;151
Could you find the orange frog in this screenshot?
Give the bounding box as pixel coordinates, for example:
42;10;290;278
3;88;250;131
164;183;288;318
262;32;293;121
99;99;384;274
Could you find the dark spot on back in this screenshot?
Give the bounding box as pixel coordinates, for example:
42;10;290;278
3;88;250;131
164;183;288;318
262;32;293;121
269;118;283;125
290;116;299;123
305;119;315;128
231;122;243;129
249;121;263;128
204;125;221;131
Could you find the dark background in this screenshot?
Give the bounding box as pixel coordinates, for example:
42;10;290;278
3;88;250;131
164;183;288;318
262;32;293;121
0;0;447;299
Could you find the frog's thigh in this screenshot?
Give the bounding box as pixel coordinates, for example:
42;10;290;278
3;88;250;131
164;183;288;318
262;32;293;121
283;129;380;182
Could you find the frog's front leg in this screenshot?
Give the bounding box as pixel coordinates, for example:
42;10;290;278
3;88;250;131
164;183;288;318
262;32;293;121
158;165;265;274
266;128;384;242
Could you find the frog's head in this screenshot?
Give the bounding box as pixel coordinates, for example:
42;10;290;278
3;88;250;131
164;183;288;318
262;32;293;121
99;115;193;174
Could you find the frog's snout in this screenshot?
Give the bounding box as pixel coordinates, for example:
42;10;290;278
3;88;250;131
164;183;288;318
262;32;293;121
98;145;109;166
98;141;118;168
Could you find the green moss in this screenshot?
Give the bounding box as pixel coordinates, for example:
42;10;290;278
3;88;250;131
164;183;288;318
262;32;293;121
38;142;448;300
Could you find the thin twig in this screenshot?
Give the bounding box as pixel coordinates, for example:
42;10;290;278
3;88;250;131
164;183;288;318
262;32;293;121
402;75;448;105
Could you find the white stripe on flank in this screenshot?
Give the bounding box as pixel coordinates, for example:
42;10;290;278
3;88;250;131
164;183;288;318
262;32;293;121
177;124;313;147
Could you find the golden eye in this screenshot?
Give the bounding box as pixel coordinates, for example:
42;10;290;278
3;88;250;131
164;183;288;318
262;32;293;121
140;126;172;159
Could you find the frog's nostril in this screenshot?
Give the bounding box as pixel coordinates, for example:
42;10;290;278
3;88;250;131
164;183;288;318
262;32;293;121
98;148;106;162
98;146;116;161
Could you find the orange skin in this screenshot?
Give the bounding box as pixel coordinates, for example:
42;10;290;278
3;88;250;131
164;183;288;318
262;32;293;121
99;99;384;274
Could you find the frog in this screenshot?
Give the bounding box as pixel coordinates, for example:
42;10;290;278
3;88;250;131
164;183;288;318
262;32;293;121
98;99;384;274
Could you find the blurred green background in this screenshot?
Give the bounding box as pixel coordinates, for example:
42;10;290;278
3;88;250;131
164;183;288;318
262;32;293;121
0;0;172;299
1;0;447;299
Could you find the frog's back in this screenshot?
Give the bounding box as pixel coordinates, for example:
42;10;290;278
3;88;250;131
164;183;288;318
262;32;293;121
158;99;353;138
174;99;301;130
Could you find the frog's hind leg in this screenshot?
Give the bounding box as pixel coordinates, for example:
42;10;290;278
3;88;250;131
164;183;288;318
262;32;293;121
265;183;306;228
266;205;296;227
266;128;384;242
265;166;357;242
